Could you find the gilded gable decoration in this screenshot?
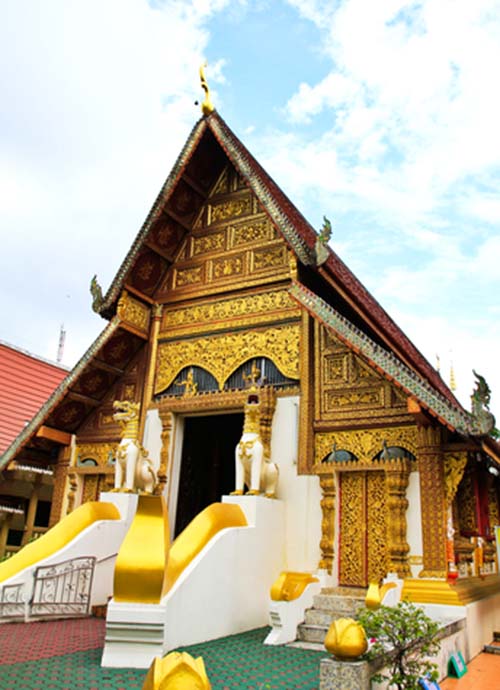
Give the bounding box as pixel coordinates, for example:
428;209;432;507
155;323;300;395
314;427;417;466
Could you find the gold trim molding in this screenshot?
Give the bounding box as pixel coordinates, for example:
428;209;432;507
161;289;300;337
117;290;150;334
155;323;300;394
402;574;500;606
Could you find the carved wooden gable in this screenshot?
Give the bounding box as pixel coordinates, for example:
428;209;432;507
315;323;410;427
156;164;291;303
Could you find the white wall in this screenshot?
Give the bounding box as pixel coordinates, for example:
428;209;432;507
406;470;423;578
142;408;163;473
271;396;322;573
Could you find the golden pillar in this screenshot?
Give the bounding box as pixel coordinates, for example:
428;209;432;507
0;513;13;558
49;445;72;527
417;426;447;578
385;461;411;578
319;472;336;573
158;409;173;496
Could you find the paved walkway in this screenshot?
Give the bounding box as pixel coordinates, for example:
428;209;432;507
0;617;499;689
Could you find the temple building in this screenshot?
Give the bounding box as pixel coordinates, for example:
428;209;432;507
0;341;67;557
1;91;499;650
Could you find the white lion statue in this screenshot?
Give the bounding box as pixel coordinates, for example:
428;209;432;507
231;388;278;498
112;400;157;493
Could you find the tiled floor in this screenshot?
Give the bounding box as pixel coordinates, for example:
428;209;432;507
0;617;499;689
440;651;500;690
0;618;324;690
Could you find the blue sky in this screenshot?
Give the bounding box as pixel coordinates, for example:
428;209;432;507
1;0;499;418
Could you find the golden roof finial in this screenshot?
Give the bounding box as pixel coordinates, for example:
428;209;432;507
450;360;457;392
199;62;215;117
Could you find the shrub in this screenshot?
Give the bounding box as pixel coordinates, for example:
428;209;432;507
357;600;440;690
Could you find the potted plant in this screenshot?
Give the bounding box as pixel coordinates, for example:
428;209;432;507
357;600;440;690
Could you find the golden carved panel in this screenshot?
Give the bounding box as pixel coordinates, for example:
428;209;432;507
339;472;365;586
443;452;468;505
211;168;229;196
155;323;300;394
314;426;417;465
76;443;116;469
117;291;150;333
232;219;273;246
251;245;287;272
162;289;299;334
211;254;244;279
175;265;203;287
325;388;383;409
325;354;348;383
209;195;252;224
192;231;226;256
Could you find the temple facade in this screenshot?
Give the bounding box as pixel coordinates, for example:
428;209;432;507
1;108;499;619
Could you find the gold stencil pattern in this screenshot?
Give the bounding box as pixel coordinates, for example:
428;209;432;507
155;324;300;394
233;220;273;246
314;426;417;465
175;265;203;287
417;426;447;578
367;471;389;582
319;474;336;573
315;324;409;424
339;472;365;586
252;245;287;271
457;467;477;534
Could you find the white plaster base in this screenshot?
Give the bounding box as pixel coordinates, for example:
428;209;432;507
264;580;321;645
101;602;166;668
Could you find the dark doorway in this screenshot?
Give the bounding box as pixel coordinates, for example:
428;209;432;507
174;412;243;537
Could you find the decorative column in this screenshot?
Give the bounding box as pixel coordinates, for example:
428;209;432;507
139;303;163;441
157;409;173;496
21;475;42;546
443;452;468;578
417;426;447;578
385;460;411;578
319;472;336;573
0;514;13;558
48;445;72;527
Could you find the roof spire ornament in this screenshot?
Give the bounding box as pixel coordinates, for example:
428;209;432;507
450;360;456;391
199;62;215;116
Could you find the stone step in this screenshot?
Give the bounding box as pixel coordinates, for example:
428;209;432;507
312;593;365;617
297;623;328;644
304;608;345;627
287;639;326;652
484;643;500;655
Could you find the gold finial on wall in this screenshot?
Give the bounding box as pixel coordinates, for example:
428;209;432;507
199;62;215;116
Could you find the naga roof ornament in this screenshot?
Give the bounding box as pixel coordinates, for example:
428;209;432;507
470;370;496;436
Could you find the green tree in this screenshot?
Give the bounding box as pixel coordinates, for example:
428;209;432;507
358;601;440;690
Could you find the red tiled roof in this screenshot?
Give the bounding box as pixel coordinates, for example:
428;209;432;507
0;342;68;453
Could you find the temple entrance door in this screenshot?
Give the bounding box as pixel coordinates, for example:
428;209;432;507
174;412;244;537
338;470;388;587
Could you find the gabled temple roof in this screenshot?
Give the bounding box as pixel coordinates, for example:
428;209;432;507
96;111;459;408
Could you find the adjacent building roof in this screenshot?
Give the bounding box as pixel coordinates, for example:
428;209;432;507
0;341;68;453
